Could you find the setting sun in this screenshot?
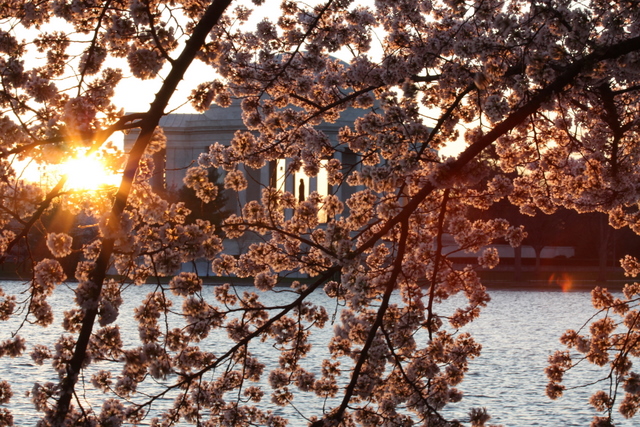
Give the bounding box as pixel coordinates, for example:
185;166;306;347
58;155;121;191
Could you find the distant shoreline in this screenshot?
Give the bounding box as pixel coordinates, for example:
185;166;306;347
0;271;632;293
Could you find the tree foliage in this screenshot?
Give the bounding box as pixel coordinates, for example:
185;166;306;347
1;0;640;426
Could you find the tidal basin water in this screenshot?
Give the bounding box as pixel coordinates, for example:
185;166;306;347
0;279;636;426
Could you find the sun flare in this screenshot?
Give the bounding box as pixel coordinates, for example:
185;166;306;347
59;155;121;191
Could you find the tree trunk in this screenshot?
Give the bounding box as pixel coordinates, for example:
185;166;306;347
598;214;610;283
533;245;545;280
51;0;234;424
514;245;523;283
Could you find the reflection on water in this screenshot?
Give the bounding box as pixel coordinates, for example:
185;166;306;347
0;280;634;426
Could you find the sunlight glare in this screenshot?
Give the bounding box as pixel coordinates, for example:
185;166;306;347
59;155;120;191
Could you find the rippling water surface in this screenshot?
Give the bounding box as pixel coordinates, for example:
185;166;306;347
0;280;634;426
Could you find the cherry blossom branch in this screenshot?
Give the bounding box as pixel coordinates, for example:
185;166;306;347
128;265;342;415
380;327;448;425
419;85;474;159
251;84;380;158
143;1;176;64
76;0;112;93
426;189;450;341
597;83;623;177
612;84;640;95
261;0;336;95
0;113;145;158
0;177;66;265
51;0;235;424
353;34;640;261
221;218;340;260
0;110;145;270
319;218;410;425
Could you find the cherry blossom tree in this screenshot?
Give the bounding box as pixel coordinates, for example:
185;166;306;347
1;0;640;426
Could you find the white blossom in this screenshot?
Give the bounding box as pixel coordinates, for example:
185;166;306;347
46;232;73;258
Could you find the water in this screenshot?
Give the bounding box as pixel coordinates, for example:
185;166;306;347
0;280;634;426
449;291;619;426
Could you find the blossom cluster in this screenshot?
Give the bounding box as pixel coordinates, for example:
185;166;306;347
547;286;640;423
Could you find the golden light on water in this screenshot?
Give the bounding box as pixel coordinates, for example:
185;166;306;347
548;273;573;292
